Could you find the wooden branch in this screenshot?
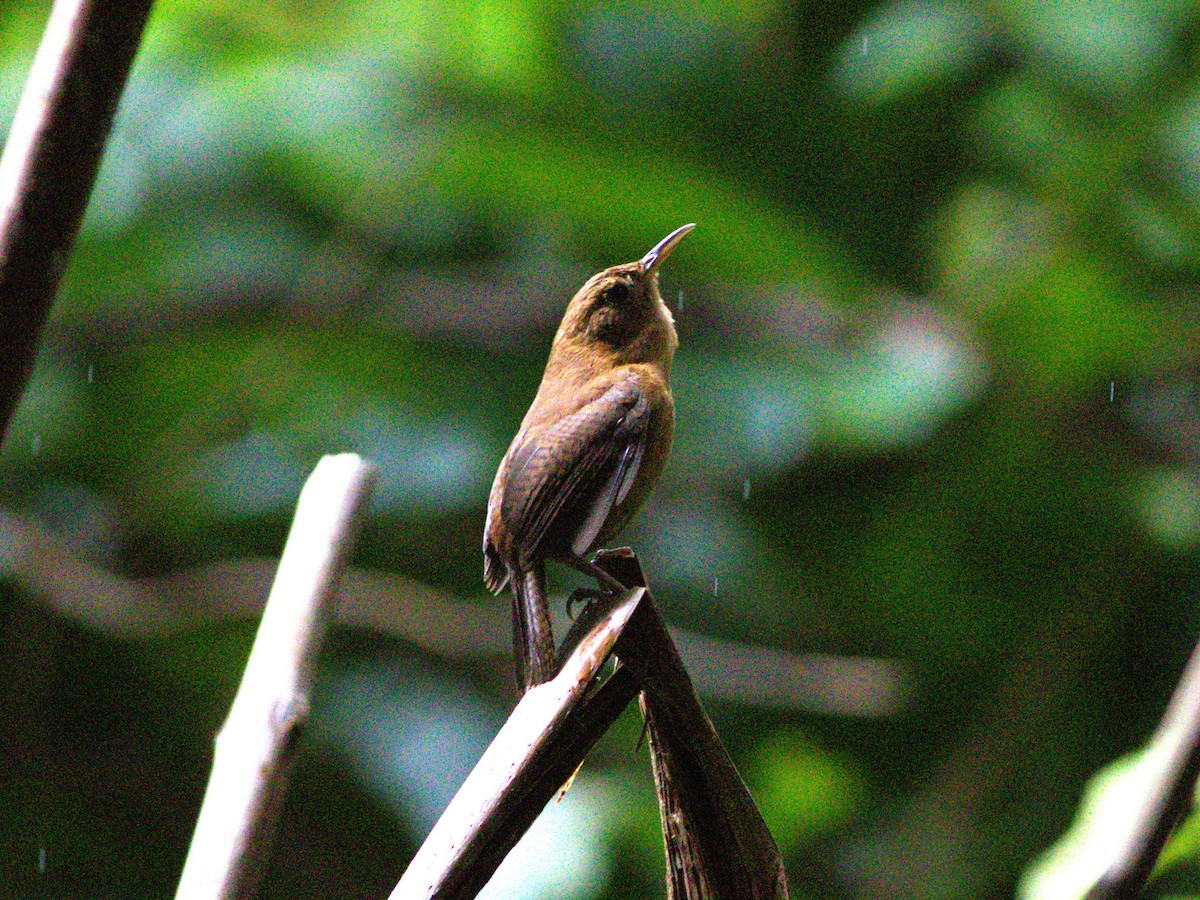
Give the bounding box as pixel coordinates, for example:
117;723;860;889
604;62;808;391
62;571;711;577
391;548;788;900
391;587;644;899
1087;631;1200;899
596;550;789;900
0;0;154;441
175;454;377;900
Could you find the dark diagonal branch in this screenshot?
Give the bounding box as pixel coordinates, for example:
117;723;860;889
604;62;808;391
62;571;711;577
0;0;154;441
598;550;788;900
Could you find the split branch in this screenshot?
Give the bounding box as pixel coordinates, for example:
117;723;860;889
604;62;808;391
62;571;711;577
390;549;789;900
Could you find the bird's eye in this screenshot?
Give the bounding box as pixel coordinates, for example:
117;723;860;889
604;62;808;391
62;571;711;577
604;281;630;303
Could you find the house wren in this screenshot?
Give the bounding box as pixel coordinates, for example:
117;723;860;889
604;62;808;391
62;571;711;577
484;224;694;693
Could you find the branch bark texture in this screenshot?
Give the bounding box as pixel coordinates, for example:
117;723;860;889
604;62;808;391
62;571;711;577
0;0;153;441
175;454;377;900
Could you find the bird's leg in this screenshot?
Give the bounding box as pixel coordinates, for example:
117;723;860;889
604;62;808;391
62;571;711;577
566;586;609;620
560;553;631;621
561;553;629;594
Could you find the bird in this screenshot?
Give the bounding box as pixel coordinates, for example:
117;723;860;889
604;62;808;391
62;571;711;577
483;223;694;694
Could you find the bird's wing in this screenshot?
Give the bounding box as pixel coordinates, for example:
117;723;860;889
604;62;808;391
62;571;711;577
501;376;650;568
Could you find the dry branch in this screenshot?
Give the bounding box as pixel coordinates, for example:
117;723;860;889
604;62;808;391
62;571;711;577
0;0;153;441
597;550;788;900
391;548;789;900
175;454;377;900
390;588;645;899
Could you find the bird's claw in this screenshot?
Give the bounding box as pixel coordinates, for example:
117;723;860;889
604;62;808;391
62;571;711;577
566;586;614;620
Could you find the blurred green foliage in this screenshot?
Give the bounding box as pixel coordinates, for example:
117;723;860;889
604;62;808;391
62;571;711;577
3;0;1200;897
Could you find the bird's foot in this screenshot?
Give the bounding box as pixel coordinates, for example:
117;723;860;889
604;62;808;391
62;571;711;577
566;586;612;620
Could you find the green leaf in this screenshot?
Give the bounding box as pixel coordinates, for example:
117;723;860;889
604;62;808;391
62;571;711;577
832;0;990;105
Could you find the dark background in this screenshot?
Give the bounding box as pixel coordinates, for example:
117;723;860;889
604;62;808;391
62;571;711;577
3;0;1200;897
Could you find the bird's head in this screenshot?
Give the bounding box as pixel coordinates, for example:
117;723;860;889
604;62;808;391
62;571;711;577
552;224;694;371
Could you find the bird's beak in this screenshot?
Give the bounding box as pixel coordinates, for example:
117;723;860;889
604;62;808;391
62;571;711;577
640;223;695;273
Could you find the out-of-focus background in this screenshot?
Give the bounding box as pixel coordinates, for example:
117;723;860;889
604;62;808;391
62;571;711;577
3;0;1200;897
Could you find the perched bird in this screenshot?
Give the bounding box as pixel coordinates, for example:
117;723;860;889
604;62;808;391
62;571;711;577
484;224;694;693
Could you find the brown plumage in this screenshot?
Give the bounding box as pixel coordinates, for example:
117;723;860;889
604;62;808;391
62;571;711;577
484;224;694;693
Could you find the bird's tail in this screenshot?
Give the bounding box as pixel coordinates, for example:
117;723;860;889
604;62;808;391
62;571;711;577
512;563;556;693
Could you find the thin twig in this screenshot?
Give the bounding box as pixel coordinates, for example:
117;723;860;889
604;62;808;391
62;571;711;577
0;507;907;716
174;454;377;900
1087;632;1200;899
0;0;154;442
